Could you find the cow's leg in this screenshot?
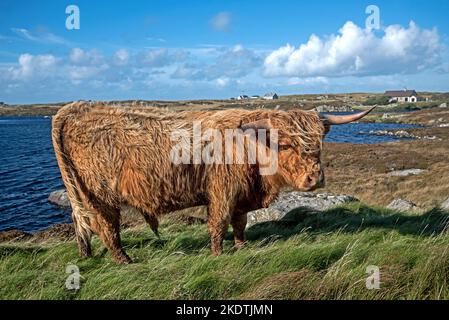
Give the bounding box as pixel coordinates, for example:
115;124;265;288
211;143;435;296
130;204;160;237
71;206;92;258
231;213;247;249
92;206;132;264
207;202;231;256
141;210;160;238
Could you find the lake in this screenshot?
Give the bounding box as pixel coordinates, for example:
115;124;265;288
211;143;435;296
0;116;421;232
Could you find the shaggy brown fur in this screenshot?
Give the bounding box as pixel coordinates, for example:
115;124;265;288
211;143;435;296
52;101;326;263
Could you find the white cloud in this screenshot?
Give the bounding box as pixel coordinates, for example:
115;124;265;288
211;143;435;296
113;49;130;66
264;21;444;77
215;77;230;88
171;45;261;80
210;12;232;32
138;48;183;67
69;48;103;65
286;76;329;86
9;53;58;80
67;64;109;82
146;37;167;43
11;28;70;45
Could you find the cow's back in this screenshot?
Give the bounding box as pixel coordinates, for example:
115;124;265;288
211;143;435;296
54;102;211;213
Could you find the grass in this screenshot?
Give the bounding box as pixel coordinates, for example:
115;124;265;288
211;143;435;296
1;203;449;300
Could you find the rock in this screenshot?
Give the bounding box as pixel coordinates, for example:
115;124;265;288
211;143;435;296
441;198;449;210
48;189;70;208
367;130;413;138
387;199;418;212
439;103;447;108
382;113;405;120
247;192;358;227
315;105;354;113
388;169;426;177
0;229;32;242
33;223;75;242
365;130;441;141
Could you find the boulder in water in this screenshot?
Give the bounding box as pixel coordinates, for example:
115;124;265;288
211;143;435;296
48;189;70;208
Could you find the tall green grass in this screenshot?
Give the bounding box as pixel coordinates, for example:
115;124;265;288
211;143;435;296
1;203;449;299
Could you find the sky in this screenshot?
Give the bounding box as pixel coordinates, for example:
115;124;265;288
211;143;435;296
0;0;449;104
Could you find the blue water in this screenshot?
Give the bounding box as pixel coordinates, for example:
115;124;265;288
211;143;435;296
0;117;68;232
325;122;420;144
0;116;420;232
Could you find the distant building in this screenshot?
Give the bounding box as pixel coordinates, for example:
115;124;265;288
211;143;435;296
250;95;260;99
237;95;249;100
262;92;279;100
384;90;421;103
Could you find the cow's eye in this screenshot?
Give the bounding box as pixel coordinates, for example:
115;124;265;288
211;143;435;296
278;144;291;151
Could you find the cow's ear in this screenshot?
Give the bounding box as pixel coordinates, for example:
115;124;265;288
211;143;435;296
239;118;272;131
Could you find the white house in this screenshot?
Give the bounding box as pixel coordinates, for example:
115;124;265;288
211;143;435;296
237;95;249;100
384;90;421;103
262;92;279;100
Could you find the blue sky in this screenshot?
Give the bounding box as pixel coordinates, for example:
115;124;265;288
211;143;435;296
1;0;449;103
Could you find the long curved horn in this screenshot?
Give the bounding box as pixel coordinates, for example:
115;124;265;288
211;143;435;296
321;106;377;125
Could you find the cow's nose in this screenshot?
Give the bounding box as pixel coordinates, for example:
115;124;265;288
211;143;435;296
317;170;325;187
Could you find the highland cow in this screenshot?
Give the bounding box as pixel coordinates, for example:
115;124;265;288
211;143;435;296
52;101;374;263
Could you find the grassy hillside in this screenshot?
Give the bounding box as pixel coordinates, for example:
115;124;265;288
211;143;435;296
1;202;449;300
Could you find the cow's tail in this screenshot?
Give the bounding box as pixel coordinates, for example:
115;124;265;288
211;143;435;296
51;102;93;256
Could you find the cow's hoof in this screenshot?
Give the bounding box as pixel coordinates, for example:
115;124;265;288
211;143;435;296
233;241;247;250
113;252;133;264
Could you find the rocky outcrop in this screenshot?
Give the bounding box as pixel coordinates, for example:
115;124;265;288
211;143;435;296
33;224;75;242
0;229;32;242
387;199;418;212
315;105;354;113
48;189;70;208
247;192;358;227
382;113;406;120
388;169;426;177
441;197;449;211
363;130;440;141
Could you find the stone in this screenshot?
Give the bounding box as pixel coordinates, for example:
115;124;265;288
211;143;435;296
388;169;426;177
33;223;75;241
247;192;358;227
315;105;354;113
48;189;70;208
386;199;418;212
441;197;449;210
382;113;405;120
0;229;32;242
